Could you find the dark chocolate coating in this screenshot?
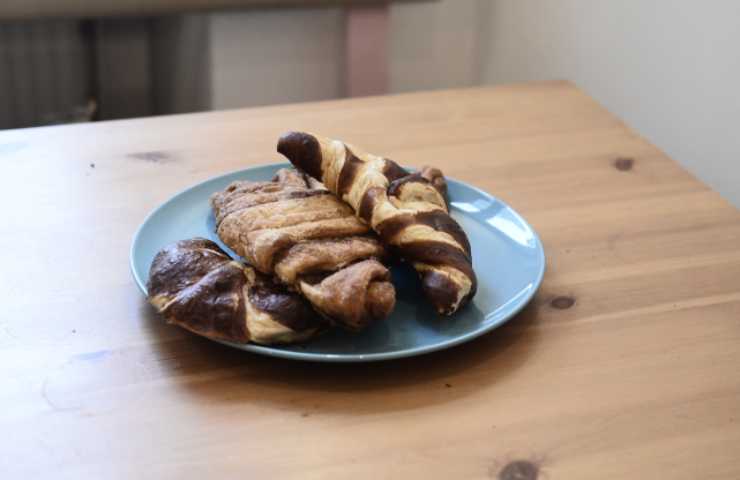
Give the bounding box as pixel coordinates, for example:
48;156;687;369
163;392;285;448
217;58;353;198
382;159;410;182
375;210;471;257
337;147;364;197
148;238;323;344
164;262;250;342
420;270;461;316
277;132;323;180
249;284;321;332
148;239;250;343
358;187;385;223
147;239;230;300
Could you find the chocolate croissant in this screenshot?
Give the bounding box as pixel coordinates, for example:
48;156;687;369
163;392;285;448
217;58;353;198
278;132;476;315
210;169;395;330
148;238;324;345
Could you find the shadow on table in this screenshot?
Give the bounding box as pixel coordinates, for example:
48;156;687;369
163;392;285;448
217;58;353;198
141;297;543;414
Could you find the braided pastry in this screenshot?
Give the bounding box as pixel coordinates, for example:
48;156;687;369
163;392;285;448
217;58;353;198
211;169;395;330
148;238;324;345
278;132;476;315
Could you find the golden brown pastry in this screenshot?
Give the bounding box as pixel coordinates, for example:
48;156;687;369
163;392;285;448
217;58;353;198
278;132;476;315
148;238;324;345
210;169;395;330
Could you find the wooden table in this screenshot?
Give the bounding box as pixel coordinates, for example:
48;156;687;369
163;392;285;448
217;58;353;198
2;81;739;479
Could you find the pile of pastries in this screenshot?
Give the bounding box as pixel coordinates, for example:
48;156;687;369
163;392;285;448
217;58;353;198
147;132;477;345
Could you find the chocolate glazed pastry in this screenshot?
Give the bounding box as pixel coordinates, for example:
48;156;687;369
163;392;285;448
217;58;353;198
278;132;476;315
210;169;396;331
148;238;324;345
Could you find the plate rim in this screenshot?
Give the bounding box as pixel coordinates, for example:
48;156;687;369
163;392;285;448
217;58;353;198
130;162;546;362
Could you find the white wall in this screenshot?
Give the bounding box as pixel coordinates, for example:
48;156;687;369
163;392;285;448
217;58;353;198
483;0;740;207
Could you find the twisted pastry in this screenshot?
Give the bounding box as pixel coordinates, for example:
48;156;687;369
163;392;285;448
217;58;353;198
211;169;395;330
148;238;324;345
278;132;476;315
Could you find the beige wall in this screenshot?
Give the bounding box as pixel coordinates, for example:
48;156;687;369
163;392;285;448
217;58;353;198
209;0;740;207
389;0;484;92
210;7;345;109
483;0;740;207
209;0;486;109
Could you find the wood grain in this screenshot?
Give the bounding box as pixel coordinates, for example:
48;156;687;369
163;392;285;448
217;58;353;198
1;81;739;479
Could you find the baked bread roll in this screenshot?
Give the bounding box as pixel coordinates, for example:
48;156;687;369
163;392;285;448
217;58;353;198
210;169;395;330
148;238;324;345
278;132;476;315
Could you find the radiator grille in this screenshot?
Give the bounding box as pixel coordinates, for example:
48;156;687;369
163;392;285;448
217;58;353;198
0;20;94;129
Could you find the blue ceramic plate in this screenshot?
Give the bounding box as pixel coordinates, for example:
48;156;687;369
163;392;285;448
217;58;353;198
130;163;545;362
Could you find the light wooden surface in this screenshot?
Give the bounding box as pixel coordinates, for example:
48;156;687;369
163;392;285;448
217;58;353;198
1;81;739;479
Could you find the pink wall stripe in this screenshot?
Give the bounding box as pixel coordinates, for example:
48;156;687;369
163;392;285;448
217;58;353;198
345;4;389;97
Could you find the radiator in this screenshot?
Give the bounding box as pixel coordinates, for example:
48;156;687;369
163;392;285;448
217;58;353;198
0;20;94;129
0;16;209;130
